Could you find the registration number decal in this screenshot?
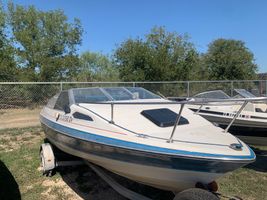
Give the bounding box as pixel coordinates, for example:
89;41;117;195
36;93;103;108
55;113;73;122
223;112;251;119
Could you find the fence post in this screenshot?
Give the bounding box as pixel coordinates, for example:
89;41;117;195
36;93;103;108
187;81;190;97
231;81;234;97
258;81;263;96
133;82;136;87
60;82;63;91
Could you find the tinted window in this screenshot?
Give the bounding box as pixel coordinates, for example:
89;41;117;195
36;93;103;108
54;91;69;111
73;112;93;121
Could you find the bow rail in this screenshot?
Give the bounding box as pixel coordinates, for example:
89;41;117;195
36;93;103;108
77;97;267;143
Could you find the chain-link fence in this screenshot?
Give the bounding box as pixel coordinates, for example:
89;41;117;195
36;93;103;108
1;80;267;109
0;80;266;129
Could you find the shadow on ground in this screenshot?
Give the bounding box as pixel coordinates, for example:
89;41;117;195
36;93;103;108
245;146;267;172
46;139;173;200
0;160;21;200
58;164;174;200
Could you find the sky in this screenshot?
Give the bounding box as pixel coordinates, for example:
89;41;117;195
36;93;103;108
11;0;267;72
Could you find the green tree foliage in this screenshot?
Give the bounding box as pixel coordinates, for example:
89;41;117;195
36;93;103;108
204;39;258;80
77;52;119;81
0;3;17;81
7;2;83;81
0;2;261;83
114;27;200;81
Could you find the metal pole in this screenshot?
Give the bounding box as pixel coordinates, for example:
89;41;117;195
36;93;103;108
224;100;248;133
187;81;190;97
167;103;185;143
110;103;114;124
195;104;204;114
231;81;234;97
60;82;63;91
260;80;262;96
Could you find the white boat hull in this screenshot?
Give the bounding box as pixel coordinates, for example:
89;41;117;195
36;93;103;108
49;132;221;191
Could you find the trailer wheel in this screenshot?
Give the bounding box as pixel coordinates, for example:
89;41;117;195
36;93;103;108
174;188;219;200
40;143;56;176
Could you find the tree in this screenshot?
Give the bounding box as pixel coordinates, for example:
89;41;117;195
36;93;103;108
204;39;258;80
114;26;199;81
8;3;83;81
0;3;17;81
77;52;119;81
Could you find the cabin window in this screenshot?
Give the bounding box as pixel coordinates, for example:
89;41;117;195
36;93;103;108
141;108;189;127
54;91;70;111
73;112;93;121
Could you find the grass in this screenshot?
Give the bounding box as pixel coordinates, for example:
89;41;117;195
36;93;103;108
0;126;267;200
0;126;42;136
0;126;76;200
1;143;47;199
219;168;267;199
218;145;267;200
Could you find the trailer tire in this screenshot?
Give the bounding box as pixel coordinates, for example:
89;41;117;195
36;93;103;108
40;143;56;176
174;188;219;200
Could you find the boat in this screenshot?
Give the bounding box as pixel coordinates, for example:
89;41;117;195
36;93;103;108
40;87;255;192
186;90;267;145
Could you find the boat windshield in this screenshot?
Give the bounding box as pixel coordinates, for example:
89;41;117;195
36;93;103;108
72;88;110;103
103;88;134;100
234;89;256;98
194;90;230;99
126;87;161;99
71;87;161;103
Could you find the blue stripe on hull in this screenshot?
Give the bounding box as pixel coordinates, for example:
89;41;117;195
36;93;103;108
40;115;255;161
40;120;254;174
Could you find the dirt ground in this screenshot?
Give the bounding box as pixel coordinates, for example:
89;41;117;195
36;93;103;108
0;108;41;130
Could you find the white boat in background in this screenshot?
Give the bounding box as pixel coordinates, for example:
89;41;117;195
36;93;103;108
40;87;255;193
186;90;267;145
